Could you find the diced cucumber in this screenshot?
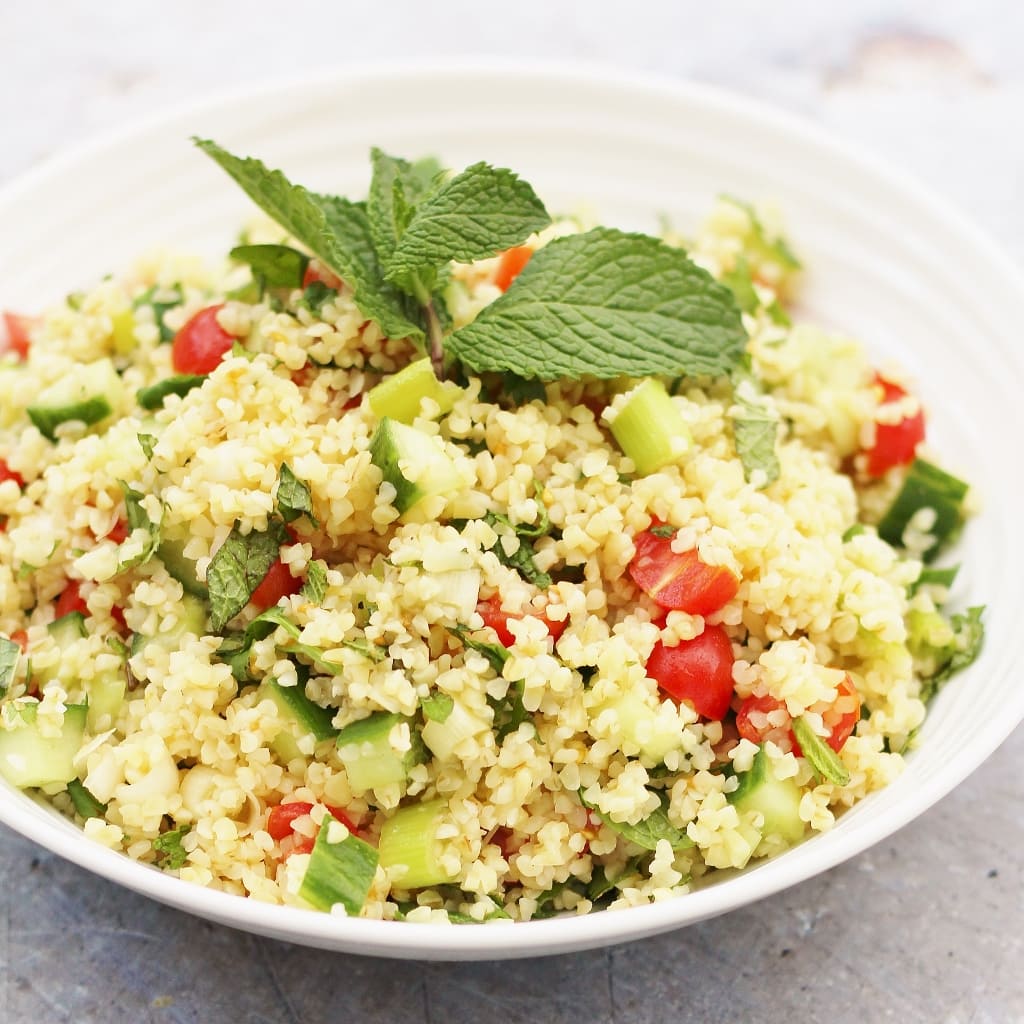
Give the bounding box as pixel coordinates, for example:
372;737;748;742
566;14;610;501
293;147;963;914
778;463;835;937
33;611;88;687
136;374;205;411
598;690;683;764
299;818;380;914
336;712;425;795
727;746;806;844
367;358;461;424
0;702;87;789
369;417;463;517
421;701;488;762
87;667;126;732
157;537;209;598
877;459;968;562
258;677;338;747
378;798;457;890
130;593;208;657
27;358;124;440
607;378;691;476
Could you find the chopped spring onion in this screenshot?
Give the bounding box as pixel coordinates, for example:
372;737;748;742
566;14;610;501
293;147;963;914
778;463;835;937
378;798;457;890
606;378;691;476
299;818;380;914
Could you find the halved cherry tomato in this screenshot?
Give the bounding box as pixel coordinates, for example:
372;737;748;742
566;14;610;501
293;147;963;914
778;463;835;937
735;674;860;754
249;558;301;612
477;594;567;647
2;312;33;360
55;580;88;619
864;374;925;477
493;245;533;292
0;459;25;489
324;804;360;834
171;304;234;375
629;528;739;616
302;261;343;291
267;801;314;840
645;624;735;720
104;519;129;545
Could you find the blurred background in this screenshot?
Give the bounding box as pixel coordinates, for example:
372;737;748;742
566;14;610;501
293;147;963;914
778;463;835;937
1;2;1021;1021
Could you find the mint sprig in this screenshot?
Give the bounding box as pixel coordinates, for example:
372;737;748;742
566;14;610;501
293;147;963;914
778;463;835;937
446;229;747;380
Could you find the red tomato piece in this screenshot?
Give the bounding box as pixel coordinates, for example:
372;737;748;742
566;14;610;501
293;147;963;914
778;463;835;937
735;693;792;749
629;529;739;616
0;459;25;489
283;835;316;859
645;624;735;720
249;558;301;612
105;519;129;545
302;262;343;291
171;304;234;375
2;312;33;360
9;629;28;652
266;801;314;840
55;580;88;619
493;245;533;292
477;595;566;648
864;374;925;477
324;804;359;834
820;675;861;752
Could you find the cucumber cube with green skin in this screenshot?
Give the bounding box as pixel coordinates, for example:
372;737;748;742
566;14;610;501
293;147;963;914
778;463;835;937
378;798;457;890
336;712;425;795
257;677;338;748
27;358;124;440
87;669;126;732
0;703;87;789
727;745;806;844
157;537;209;598
367;357;461;424
369;417;463;517
130;593;208;657
34;611;88;687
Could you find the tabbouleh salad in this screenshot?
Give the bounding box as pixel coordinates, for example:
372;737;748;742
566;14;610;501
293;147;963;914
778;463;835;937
0;142;984;922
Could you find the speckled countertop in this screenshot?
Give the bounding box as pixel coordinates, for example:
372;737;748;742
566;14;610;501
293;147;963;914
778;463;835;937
1;2;1022;1021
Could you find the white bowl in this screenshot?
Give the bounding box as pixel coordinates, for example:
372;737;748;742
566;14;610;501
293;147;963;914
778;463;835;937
1;62;1021;960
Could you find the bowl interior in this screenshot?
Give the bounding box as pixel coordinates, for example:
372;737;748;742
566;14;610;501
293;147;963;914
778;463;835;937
1;63;1022;959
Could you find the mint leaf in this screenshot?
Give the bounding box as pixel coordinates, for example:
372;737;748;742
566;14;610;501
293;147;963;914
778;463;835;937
448;624;509;675
580;790;693;851
732;392;780;487
194;139;423;343
422;693;454;723
791;716;850;786
367;149;443;270
921;605;985;701
117;481;161;571
285;641;345;676
137;433;157;460
447;229;747;380
301;560;328;604
153;824;191;870
384;162;550;286
484;512;552;590
720;255;759;314
133;284;183;343
66;778;107;819
0;636;20;695
276;463;318;527
206;519;287;632
229;243;309;290
341;638;386;663
136;374;205;411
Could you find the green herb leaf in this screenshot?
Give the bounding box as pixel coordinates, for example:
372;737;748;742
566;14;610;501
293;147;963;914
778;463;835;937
152;824;191;870
649;523;676;539
0;637;20;695
842;523;867;542
421;693;454;723
137;433;157;460
448;624;510;675
791;716;851;786
276;463;318;526
301;560;328;604
194;139;423;343
206;519;288;632
341;638;387;663
229;243;309;290
383;161;550;285
367;149;443;271
579;790;693;852
136;374;205;411
720;255;759;314
447;229;746;381
732;391;781;487
285;641;345;677
483;512;552;590
133;284;183;343
298;280;336;314
67;778;107;818
921;605;985;702
116;481;161;571
501;374;546;405
910;564;960;596
721;195;802;272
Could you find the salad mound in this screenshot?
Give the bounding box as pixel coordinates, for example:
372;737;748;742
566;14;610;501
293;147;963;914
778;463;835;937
0;143;983;922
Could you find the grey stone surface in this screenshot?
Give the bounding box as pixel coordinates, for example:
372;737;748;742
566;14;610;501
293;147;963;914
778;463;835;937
1;2;1022;1021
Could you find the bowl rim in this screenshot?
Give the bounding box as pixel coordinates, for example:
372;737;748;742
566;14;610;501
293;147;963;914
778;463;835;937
1;57;1021;959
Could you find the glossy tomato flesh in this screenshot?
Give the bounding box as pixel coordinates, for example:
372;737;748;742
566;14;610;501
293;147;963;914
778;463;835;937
645;624;735;720
629;529;739;616
171;304;233;375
